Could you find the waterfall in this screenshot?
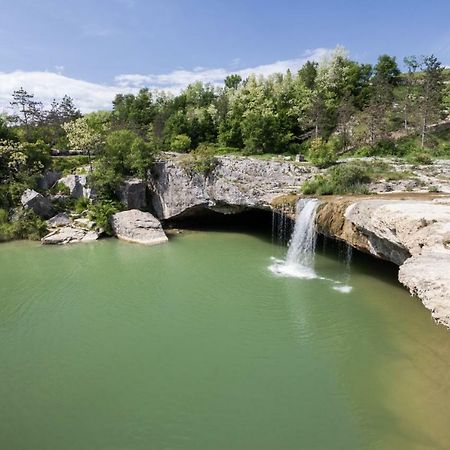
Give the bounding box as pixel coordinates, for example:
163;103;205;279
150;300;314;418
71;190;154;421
269;199;320;279
271;207;292;245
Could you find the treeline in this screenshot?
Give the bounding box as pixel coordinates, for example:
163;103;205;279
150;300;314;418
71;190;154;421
3;49;449;160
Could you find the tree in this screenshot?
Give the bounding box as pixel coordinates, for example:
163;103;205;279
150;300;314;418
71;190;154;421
9;88;44;142
298;61;318;90
400;56;421;130
418;55;445;148
306;137;337;167
373;55;400;87
224;74;242;90
63;117;105;171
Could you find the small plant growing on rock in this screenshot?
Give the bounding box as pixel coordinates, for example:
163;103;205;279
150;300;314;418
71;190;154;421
179;144;218;177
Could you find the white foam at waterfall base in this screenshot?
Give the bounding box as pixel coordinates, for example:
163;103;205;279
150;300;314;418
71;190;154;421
269;199;320;279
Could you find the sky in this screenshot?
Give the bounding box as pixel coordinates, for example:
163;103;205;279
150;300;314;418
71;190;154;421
1;0;450;112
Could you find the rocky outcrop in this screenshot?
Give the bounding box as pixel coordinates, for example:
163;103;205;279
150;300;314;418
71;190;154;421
42;227;99;245
42;212;99;244
150;154;317;220
111;209;168;245
46;212;71;228
21;189;53;218
59;174;93;199
317;197;450;327
118;178;147;210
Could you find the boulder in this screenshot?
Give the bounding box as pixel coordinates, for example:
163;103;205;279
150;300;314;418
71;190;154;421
59;174;93;199
37;170;61;190
41;227;99;245
73;218;96;230
20;189;53;219
111;209;168;245
47;213;71;228
118;178;148;210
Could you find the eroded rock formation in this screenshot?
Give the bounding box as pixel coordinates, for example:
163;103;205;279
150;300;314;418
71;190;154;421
150;154;317;220
317;197;450;327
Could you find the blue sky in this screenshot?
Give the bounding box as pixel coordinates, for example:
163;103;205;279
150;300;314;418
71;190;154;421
1;0;450;112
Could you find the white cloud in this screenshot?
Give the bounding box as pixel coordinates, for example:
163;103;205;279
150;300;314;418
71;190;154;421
0;71;136;114
0;48;336;114
116;47;334;91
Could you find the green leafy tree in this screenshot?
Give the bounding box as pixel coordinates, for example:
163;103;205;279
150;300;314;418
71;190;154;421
418;55;445;148
63;117;105;171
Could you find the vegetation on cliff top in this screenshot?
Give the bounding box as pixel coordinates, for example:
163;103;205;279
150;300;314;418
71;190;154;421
0;48;449;239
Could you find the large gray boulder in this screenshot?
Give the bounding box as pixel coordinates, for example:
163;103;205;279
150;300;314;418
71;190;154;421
118;178;147;210
59;174;93;199
111;209;168;245
21;189;53;218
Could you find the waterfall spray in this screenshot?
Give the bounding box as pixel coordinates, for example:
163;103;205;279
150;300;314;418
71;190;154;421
269;199;320;278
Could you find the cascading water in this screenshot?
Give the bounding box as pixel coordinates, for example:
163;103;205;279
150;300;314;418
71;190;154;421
269;199;320;279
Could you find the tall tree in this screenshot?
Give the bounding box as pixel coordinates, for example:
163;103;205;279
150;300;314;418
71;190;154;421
418;55;445;148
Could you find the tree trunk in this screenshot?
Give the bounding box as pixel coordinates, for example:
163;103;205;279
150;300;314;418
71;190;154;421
421;116;426;149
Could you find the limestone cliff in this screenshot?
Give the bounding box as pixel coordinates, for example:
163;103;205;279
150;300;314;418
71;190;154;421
317;197;450;327
150;153;317;219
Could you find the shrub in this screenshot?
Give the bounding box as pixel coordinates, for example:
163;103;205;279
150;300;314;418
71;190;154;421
171;134;192;153
51;155;91;175
179;144;218;176
0;209;47;242
306;138;337;168
88;200;123;235
302;161;372;195
407;152;433;165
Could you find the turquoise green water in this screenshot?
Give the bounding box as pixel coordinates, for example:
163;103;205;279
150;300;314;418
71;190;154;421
1;231;450;450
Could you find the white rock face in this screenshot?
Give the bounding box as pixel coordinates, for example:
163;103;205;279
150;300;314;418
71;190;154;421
150;154;317;219
20;189;53;218
111;210;168;245
59;174;93;199
318;198;450;328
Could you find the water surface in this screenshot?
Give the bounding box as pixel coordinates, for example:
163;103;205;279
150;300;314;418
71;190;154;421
1;232;450;450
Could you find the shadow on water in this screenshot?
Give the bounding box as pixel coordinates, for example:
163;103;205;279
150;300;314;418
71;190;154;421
164;207;276;243
166;206;400;286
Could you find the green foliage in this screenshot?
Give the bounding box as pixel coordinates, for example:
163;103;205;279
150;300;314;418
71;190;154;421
407;152;433;165
306;138;337;167
50;155;91;175
0;140;50;209
90;129;157;200
171;134;192;152
179;144;218;177
303;161;374;195
0;209;47;242
87;200;123;235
